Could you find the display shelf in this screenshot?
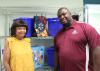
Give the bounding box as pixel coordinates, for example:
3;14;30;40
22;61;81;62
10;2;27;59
31;36;54;39
31;37;54;47
35;66;54;71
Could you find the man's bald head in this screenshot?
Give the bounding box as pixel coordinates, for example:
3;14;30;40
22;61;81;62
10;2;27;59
57;7;71;16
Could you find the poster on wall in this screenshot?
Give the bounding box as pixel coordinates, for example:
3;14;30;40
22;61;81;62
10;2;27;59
85;4;100;34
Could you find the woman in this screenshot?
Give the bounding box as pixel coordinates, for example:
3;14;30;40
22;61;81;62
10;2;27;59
3;20;34;71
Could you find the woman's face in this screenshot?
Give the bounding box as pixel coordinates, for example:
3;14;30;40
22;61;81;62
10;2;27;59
15;27;27;38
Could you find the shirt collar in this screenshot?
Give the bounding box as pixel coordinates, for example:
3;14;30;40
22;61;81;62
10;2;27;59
65;20;77;30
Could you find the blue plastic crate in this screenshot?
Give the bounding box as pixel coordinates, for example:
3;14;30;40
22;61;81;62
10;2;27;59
46;47;55;67
47;18;63;37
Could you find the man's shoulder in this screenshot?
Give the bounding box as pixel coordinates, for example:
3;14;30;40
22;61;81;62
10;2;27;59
76;21;92;28
76;21;96;33
76;21;87;25
72;20;87;28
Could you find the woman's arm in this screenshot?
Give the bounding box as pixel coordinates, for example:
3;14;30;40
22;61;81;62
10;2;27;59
3;39;11;71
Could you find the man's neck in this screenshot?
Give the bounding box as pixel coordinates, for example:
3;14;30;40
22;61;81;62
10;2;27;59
63;20;73;30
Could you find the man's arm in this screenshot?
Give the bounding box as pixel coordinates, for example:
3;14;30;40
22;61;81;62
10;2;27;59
83;24;100;71
54;50;59;71
93;46;100;71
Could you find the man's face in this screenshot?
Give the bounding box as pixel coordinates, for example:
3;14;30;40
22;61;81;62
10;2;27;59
58;9;72;24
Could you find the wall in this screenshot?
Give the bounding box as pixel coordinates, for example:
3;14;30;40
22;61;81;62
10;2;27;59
0;0;83;8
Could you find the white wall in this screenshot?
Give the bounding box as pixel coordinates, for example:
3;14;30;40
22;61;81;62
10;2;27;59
0;0;83;8
0;0;83;16
0;0;84;16
0;15;6;36
85;4;100;34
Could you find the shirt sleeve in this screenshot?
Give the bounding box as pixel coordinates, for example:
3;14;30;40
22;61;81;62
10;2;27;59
6;37;13;49
84;24;100;48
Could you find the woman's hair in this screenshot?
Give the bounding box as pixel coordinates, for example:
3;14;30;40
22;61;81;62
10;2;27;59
11;19;28;37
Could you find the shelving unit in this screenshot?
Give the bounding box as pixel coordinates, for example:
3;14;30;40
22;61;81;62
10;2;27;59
31;37;54;47
31;37;54;71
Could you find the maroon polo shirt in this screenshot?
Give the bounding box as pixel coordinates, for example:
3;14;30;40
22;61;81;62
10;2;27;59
54;20;100;71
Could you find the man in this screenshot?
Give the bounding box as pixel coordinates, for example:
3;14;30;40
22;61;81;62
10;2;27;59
54;7;100;71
